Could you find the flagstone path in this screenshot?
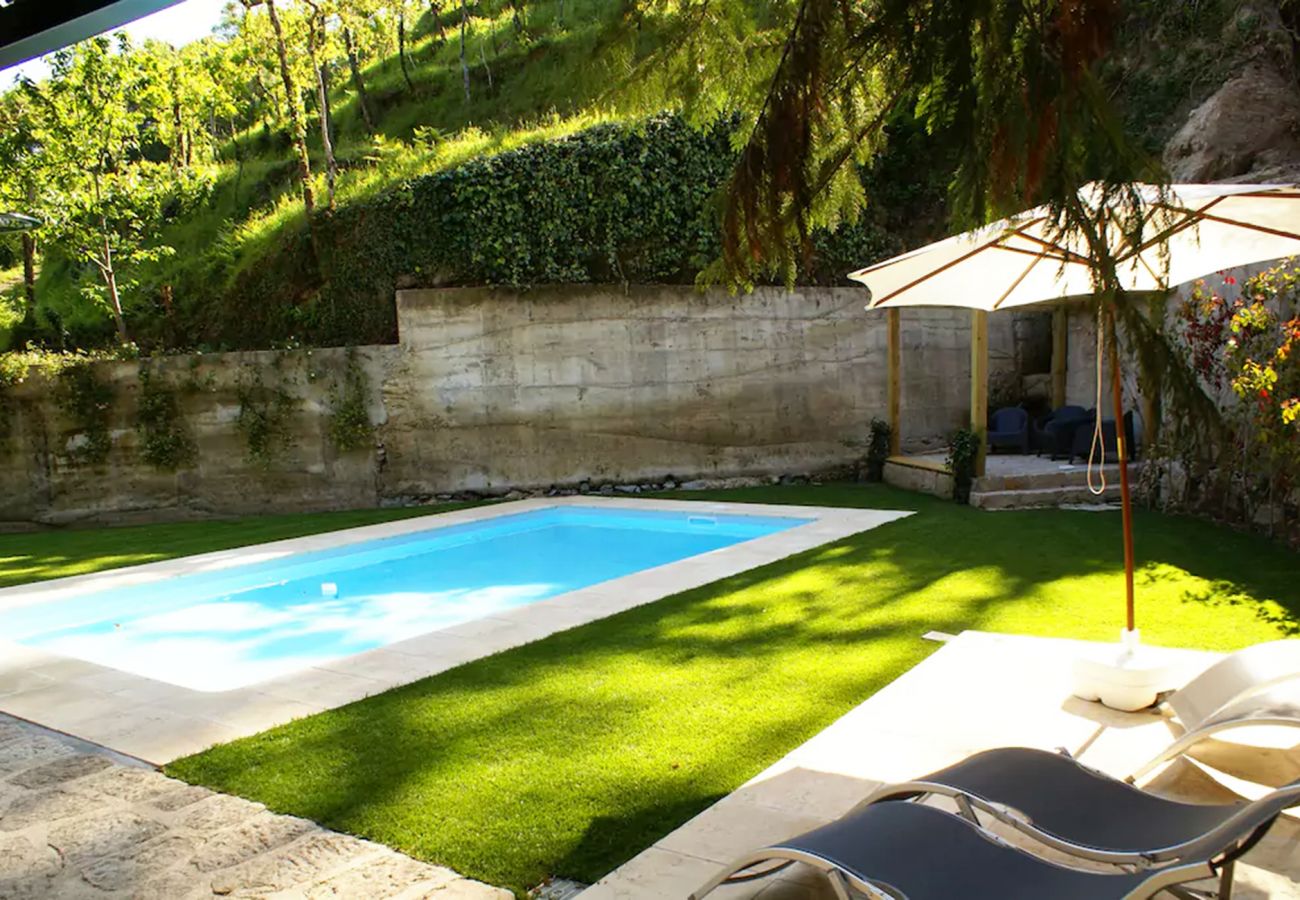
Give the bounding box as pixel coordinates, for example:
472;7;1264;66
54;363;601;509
0;714;509;900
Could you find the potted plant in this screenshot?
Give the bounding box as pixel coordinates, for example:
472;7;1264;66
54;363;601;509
864;417;892;481
947;427;981;504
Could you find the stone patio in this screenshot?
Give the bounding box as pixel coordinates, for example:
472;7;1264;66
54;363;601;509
582;631;1300;899
0;714;509;899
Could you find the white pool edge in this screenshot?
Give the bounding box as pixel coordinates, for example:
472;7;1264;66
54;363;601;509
0;497;911;765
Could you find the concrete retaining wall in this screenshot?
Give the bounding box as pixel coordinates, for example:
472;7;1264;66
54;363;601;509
0;285;1028;524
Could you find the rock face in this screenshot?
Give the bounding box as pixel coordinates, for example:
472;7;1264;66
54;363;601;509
1164;2;1300;183
1164;63;1300;182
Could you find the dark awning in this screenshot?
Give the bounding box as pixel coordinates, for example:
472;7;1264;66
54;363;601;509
0;0;186;71
0;212;41;233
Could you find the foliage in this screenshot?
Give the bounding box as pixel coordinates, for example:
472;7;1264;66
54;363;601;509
162;484;1300;895
634;0;1159;286
236;369;298;468
14;36;195;343
946;426;980;505
53;363;115;465
135;364;197;471
864;416;892;481
327;350;375;452
1159;262;1300;544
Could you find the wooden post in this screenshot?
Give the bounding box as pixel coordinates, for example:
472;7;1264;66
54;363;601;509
1106;307;1137;633
887;308;901;455
970;310;989;478
1051;306;1068;408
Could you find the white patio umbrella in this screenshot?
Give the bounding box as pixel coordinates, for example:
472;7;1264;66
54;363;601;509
852;183;1300;312
0;212;40;233
848;182;1300;671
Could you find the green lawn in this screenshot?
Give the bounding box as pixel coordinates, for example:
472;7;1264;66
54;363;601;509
5;485;1297;896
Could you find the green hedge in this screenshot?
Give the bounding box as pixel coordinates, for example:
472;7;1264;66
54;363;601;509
193;114;944;348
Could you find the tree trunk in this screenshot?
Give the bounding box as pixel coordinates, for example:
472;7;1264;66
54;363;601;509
398;11;415;91
459;0;471;102
511;0;524;34
480;40;493;90
265;0;316;228
21;182;36;306
343;27;377;133
21;233;36;307
429;2;448;44
100;225;129;344
306;2;337;210
170;66;186;170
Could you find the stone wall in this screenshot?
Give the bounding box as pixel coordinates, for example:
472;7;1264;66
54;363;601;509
0;285;1024;524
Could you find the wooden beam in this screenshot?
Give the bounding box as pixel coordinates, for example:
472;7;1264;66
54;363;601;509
1051;306;1068;408
970;310;989;478
887;308;901;455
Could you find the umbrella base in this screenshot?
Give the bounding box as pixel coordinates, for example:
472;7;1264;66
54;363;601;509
1070;630;1180;711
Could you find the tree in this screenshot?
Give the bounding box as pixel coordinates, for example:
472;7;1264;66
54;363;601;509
20;37;179;343
395;0;416;91
458;0;471;102
243;0;317;230
304;0;339;209
340;5;378;133
629;0;1150;285
0;92;46;311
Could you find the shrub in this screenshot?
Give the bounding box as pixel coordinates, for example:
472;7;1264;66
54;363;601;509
946;427;981;505
864;417;892;481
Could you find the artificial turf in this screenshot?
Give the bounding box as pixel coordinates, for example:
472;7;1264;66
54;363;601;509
5;485;1297;895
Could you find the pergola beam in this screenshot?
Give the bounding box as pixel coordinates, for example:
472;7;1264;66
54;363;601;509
887;308;901;455
970;310;989;478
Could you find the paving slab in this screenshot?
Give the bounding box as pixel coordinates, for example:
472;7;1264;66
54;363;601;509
582;631;1300;899
0;714;509;900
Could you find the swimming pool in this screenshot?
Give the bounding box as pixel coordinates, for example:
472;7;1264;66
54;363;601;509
0;506;807;692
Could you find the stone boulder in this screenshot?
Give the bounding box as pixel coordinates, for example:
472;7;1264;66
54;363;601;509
1164;62;1300;183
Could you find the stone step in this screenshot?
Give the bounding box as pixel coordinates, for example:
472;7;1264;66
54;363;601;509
970;483;1123;510
974;461;1142;493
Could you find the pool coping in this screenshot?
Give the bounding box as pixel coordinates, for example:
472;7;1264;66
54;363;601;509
0;497;911;765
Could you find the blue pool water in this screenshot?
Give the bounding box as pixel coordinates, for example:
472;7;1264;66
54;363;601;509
1;506;806;692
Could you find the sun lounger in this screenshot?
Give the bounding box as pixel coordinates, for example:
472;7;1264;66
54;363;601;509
858;746;1299;897
689;797;1245;900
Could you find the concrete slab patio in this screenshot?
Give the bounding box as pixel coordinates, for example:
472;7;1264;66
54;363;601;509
0;713;508;900
582;631;1300;899
0;497;908;765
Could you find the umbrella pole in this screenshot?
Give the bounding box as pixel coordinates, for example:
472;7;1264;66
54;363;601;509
1105;307;1137;634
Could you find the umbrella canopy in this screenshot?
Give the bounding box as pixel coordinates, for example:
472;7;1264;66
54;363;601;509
848;181;1300;641
851;183;1300;310
0;212;41;234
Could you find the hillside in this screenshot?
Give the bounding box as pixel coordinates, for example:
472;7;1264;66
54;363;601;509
4;0;1299;353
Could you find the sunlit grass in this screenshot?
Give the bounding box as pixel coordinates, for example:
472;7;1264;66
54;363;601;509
148;484;1300;895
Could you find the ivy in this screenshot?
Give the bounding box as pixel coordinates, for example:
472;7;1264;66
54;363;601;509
327;350;374;453
206;114;930;348
236;370;298;469
136;364;197;471
54;364;114;466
